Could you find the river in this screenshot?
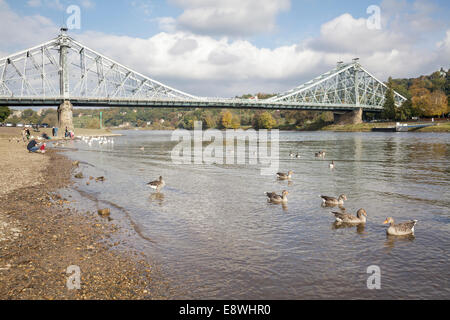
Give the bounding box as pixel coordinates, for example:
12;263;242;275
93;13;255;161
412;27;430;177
58;130;449;299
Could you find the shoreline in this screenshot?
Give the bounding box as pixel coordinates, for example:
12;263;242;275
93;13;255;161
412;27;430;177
109;121;450;133
0;136;170;299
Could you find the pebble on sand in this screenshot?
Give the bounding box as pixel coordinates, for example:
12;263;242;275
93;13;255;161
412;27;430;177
98;209;111;217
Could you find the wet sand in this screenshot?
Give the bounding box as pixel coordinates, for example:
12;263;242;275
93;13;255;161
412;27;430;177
0;133;170;300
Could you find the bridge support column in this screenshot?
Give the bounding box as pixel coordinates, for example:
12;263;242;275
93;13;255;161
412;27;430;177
333;108;363;125
58;100;74;134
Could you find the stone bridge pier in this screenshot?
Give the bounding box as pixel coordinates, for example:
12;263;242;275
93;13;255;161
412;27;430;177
57;101;74;135
333;108;363;125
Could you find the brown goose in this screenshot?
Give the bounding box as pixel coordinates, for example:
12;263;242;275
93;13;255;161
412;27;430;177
333;209;367;224
315;151;326;158
384;218;418;236
148;176;165;192
277;171;294;180
265;191;289;204
320;194;347;206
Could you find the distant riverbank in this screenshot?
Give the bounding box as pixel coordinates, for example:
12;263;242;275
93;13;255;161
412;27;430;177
107;121;450;133
318;121;450;132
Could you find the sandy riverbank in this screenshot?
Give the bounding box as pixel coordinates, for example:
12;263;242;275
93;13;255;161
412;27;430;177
0;127;121;140
0;135;170;299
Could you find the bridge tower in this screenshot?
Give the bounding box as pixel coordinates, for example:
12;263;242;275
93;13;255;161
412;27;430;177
57;28;74;134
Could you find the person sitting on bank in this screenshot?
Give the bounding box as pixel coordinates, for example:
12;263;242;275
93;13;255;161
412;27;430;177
27;139;40;153
42;133;51;140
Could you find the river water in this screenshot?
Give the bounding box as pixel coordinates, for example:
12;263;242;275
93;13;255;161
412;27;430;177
59;130;449;299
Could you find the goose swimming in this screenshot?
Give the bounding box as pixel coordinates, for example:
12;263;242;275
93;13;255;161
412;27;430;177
384;217;418;236
277;171;294;180
333;209;367;224
265;191;289;204
320;194;347;206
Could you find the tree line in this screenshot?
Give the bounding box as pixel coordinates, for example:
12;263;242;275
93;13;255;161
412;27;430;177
382;68;449;121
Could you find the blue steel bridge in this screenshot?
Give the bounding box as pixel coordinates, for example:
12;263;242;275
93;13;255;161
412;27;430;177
0;29;406;126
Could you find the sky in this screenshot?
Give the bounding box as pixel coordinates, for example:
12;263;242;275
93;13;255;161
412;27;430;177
0;0;449;97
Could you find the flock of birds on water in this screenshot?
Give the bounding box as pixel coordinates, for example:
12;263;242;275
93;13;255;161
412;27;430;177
72;136;418;237
144;148;418;237
80;136;115;147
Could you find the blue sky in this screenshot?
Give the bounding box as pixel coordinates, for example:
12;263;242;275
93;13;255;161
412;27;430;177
1;0;449;96
9;0;449;47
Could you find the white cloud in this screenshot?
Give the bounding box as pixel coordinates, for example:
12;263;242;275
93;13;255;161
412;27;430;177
0;0;57;51
27;0;42;7
167;0;291;36
156;17;177;33
305;13;410;54
437;30;450;57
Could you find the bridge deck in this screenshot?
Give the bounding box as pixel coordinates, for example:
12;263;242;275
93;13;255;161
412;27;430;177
0;97;383;112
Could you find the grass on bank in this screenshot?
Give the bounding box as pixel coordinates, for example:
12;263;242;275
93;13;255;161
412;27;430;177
320;121;450;132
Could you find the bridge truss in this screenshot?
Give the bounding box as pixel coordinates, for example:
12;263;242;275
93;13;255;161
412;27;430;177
269;60;407;108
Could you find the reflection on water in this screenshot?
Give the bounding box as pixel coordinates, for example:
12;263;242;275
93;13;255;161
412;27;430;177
62;131;449;299
149;193;165;206
384;235;416;253
332;222;366;235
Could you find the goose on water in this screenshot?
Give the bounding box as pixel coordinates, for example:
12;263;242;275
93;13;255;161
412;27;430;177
320;194;347;206
333;209;367;225
277;171;294;180
384;217;418;236
265;191;289;204
315;151;326;158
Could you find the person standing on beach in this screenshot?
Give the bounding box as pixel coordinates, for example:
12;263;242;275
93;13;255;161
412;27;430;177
25;128;31;141
21;128;27;142
52;127;56;137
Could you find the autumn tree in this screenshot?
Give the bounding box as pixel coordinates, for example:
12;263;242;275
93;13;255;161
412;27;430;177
231;115;241;129
203;112;217;129
254;112;276;129
220;110;233;129
426;90;448;117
